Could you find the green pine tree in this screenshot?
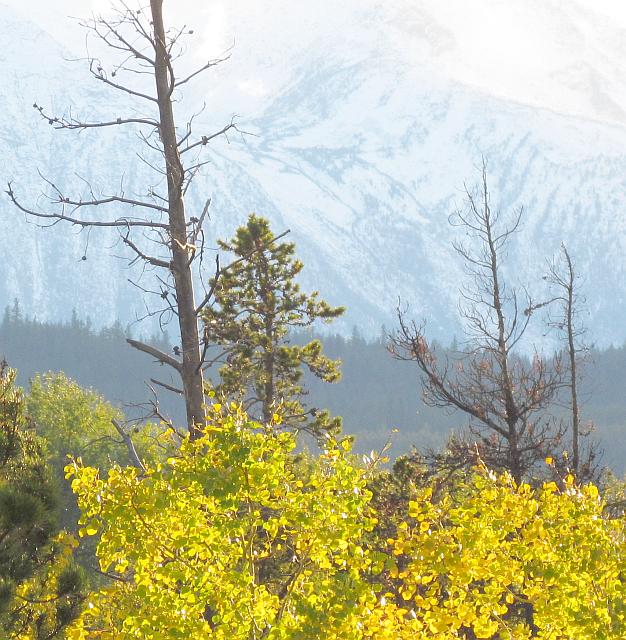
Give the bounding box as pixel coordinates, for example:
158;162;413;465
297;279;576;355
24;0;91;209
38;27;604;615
0;362;83;637
203;214;344;438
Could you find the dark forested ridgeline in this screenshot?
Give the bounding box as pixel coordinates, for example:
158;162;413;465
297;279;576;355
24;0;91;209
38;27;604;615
1;308;625;473
0;305;182;423
302;332;626;473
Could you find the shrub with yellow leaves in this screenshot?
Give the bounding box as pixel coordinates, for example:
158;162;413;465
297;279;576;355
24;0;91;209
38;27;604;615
64;403;626;639
65;405;381;639
387;471;626;639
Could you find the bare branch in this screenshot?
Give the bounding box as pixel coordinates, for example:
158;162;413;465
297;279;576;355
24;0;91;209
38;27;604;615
174;53;231;88
179;119;243;154
111;418;146;472
90;60;158;102
7;183;170;229
85;10;156;66
150;378;183;395
122;232;170;268
33;103;159;131
127;337;182;372
54;194;168;214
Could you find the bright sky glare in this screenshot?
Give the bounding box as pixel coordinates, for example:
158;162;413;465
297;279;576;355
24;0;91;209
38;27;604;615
6;0;626;125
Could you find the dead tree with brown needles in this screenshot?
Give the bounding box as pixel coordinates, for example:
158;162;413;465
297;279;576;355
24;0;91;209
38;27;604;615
6;1;248;437
389;166;565;484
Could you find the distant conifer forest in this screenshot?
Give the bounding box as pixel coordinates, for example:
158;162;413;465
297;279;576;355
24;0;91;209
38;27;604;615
2;301;625;473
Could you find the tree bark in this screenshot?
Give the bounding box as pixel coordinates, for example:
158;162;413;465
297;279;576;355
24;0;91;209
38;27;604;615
151;0;205;437
483;178;522;484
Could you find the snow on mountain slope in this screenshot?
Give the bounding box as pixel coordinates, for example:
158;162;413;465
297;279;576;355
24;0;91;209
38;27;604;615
2;5;626;347
191;0;626;129
200;51;626;343
0;7;164;327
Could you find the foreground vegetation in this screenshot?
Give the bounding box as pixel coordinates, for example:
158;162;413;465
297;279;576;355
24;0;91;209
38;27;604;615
2;368;625;638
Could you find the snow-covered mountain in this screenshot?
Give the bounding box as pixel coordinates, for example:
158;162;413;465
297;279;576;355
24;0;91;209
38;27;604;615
2;3;626;346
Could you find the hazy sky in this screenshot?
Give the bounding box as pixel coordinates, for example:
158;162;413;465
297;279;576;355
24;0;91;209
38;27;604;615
7;0;626;125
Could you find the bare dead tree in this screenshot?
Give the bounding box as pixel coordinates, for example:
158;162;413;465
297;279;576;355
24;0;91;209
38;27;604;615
539;244;599;481
6;1;246;438
389;165;564;484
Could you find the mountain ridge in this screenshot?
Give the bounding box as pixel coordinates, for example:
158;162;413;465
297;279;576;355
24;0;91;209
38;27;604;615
1;6;626;348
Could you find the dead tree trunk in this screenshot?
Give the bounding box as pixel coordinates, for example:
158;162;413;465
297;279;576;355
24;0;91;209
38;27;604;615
482;174;524;482
389;163;564;484
561;248;580;473
6;1;242;437
150;0;204;435
541;244;598;480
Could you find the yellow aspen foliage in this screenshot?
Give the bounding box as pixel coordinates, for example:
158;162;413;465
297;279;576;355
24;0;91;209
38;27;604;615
388;471;626;639
64;405;626;639
64;405;381;639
